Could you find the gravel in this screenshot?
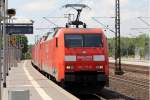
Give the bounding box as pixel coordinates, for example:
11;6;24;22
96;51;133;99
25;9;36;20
107;67;149;100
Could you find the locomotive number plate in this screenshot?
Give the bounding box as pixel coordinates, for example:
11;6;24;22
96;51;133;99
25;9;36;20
76;56;93;61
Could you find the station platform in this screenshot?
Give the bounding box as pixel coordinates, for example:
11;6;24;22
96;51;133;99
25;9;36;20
109;58;150;67
2;60;79;100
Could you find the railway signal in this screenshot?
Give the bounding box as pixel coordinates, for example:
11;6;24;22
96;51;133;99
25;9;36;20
10;35;16;46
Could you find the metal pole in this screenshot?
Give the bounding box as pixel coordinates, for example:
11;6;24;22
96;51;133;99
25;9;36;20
118;0;122;73
2;0;7;87
115;1;118;74
20;35;22;60
7;17;11;71
5;34;8;76
18;35;21;61
8;32;11;70
18;36;20;61
115;0;124;75
0;0;3;98
14;35;17;67
115;0;118;74
5;0;8;77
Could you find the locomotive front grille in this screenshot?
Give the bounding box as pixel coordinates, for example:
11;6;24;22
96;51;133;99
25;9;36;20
65;71;106;82
75;72;97;82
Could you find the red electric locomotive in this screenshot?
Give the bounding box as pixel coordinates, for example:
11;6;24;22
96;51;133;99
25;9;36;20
32;4;109;93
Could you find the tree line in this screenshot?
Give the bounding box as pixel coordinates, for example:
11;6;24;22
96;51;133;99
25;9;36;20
107;34;149;58
0;35;29;59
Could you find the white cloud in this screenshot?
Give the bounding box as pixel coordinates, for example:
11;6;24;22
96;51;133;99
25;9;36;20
21;0;55;13
121;0;129;6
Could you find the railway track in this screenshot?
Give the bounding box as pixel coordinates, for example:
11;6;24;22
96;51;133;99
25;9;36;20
109;62;149;74
93;94;105;100
107;74;149;99
106;62;149;99
109;63;149;89
74;91;134;100
94;75;149;99
109;75;149;89
95;88;135;100
109;70;149;86
73;93;102;100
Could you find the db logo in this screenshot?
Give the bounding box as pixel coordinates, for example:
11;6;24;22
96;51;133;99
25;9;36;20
82;51;86;54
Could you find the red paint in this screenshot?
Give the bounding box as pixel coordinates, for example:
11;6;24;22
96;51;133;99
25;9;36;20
32;28;109;82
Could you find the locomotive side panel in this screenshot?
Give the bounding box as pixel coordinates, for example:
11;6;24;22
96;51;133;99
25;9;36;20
41;39;55;77
102;32;109;76
53;30;65;81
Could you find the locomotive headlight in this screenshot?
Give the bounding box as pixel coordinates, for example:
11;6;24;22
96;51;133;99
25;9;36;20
66;65;74;70
65;55;76;61
93;55;105;61
96;65;103;70
66;66;71;69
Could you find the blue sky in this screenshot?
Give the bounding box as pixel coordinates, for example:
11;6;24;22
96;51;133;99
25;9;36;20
8;0;150;44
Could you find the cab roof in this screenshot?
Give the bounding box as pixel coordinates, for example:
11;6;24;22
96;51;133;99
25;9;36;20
53;28;104;37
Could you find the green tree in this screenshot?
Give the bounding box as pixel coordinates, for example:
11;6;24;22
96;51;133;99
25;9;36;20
16;35;28;59
134;34;149;57
107;34;149;58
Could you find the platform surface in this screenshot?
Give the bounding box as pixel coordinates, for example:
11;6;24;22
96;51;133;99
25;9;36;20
2;60;79;100
109;57;150;67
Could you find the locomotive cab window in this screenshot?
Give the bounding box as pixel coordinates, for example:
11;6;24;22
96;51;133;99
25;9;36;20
56;38;58;47
65;34;103;48
65;34;83;47
84;34;102;47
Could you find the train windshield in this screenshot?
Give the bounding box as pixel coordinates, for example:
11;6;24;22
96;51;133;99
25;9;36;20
65;34;102;48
